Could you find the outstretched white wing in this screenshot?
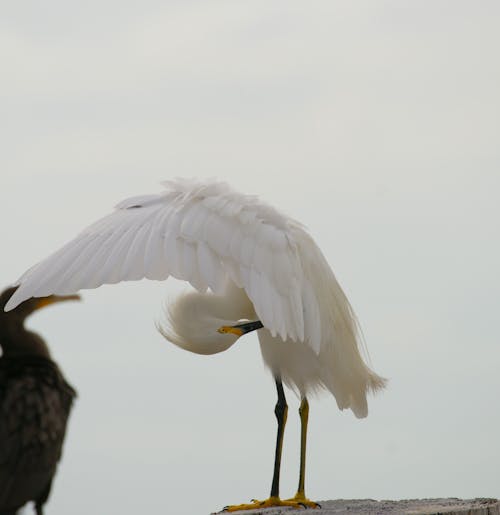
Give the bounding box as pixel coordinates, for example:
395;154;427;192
5;178;322;348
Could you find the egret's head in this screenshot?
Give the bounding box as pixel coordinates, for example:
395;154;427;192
157;291;261;356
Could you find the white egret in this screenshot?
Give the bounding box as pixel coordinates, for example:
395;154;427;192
5;178;386;511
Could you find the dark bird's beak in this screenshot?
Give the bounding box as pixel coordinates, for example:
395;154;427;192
35;294;81;311
218;320;264;337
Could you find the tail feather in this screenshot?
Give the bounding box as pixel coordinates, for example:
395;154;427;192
294;227;387;418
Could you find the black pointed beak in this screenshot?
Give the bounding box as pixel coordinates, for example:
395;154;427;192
233;320;264;334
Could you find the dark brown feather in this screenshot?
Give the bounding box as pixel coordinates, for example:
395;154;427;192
0;288;77;515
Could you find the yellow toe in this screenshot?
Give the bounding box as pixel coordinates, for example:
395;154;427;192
223;495;313;511
284;493;320;509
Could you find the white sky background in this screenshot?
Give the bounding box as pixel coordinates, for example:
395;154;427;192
1;1;499;514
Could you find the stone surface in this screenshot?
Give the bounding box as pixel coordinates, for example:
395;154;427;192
213;498;500;515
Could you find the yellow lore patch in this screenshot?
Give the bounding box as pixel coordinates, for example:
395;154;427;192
217;326;244;337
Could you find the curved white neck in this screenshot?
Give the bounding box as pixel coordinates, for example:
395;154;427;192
157;285;255;355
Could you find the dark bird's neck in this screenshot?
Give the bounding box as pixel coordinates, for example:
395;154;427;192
0;314;51;359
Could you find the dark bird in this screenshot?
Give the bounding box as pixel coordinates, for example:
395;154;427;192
0;287;78;515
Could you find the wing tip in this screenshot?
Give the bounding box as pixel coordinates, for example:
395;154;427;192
4;290;25;312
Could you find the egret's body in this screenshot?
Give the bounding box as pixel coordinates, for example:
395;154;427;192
5;178;385;510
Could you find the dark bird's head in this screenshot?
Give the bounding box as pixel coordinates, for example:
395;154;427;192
0;286;80;358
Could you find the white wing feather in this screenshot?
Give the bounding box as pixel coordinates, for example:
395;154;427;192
5;178;325;350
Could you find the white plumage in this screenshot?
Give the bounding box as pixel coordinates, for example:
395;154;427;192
5;177;385;510
6;177;384;416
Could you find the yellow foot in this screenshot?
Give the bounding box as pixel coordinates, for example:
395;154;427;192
223;495;315;512
284;493;321;509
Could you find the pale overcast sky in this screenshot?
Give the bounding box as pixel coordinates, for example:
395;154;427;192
2;2;499;514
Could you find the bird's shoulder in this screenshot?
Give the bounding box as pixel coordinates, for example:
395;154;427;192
113;178;298;233
0;356;76;464
0;356;76;397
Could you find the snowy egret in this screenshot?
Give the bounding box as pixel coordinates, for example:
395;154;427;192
4;178;385;511
0;287;78;515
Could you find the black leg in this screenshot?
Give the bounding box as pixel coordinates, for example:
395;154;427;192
270;377;288;499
